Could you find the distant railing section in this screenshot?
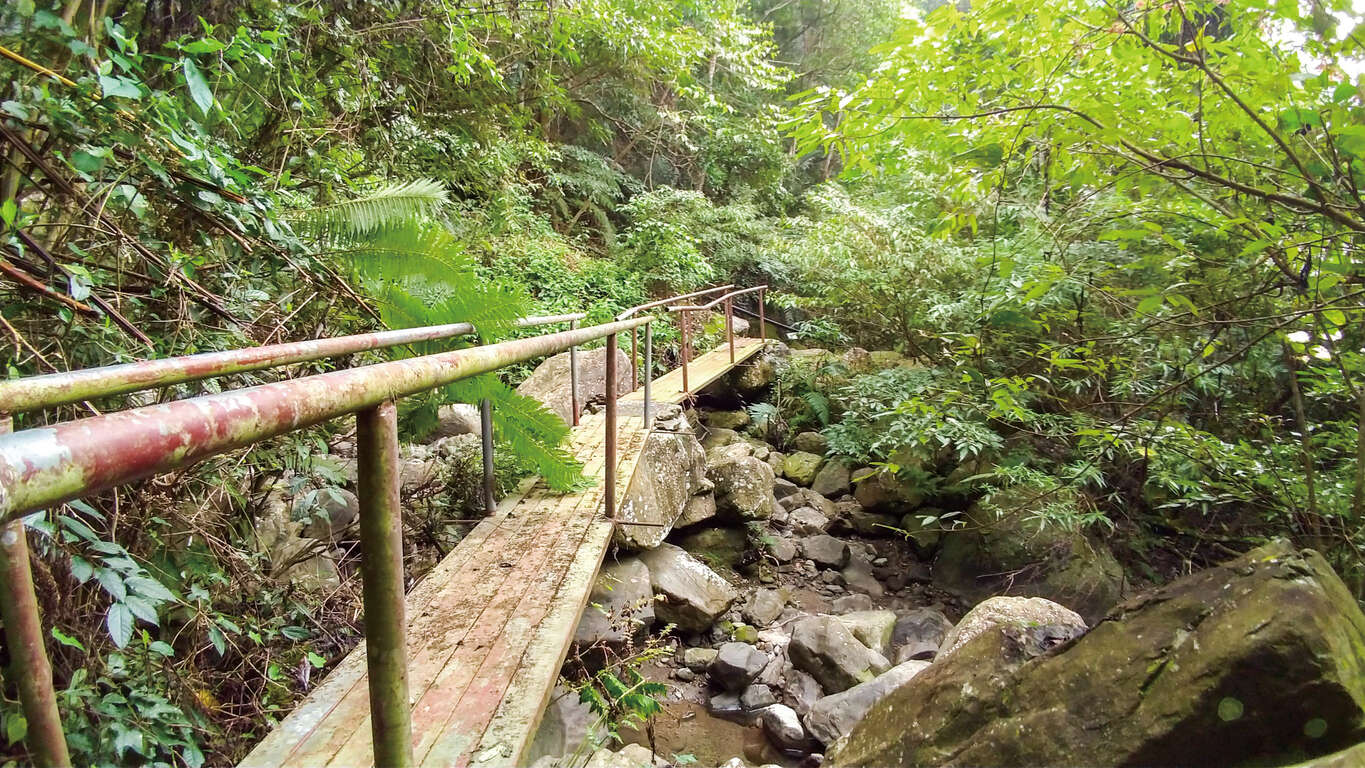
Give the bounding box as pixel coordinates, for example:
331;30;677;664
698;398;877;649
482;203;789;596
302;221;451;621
0;285;770;768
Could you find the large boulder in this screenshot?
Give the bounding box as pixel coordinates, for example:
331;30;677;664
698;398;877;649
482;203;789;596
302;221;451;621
811;461;852;498
793;431;829;455
852;467;923;512
831;542;1365;768
516;346;631;425
637;544;739;632
428;402;482;440
789;615;892;694
614;427;711;550
933;488;1126;621
705;410;751;431
708;455;779;522
800;535;851;569
573;558;655;650
730;342;788;395
938;595;1086;660
783;452;825;487
806;660;932;746
834;611;898;657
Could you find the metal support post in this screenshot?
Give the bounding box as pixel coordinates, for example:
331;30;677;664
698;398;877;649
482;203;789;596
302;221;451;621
356;401;413;768
569;319;580;427
642;323;653;429
680;310;690;398
604;334;618;518
479;398;495;514
630;327;639;392
0;415;70;768
725;297;735;363
758;288;766;342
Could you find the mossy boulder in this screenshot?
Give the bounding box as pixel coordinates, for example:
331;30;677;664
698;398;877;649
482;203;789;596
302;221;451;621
933;488;1124;621
708;455;778;522
783;451;826;486
705;410;751;430
831;541;1365;768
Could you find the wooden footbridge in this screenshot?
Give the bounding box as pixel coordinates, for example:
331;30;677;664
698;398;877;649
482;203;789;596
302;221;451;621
0;285;768;768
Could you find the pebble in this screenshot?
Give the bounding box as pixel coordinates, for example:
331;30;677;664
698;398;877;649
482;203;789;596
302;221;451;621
873;557;888;567
675;667;696;682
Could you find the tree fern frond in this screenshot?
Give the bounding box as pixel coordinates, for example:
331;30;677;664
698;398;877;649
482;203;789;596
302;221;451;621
306;179;449;238
443;375;584;490
341;222;475;285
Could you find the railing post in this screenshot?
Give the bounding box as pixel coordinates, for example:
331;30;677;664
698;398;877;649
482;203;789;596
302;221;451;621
0;414;70;768
604;333;618;518
356;401;413;768
758;287;766;342
680;310;690;399
479;398;495;514
630;327;639;392
569;318;580;427
642;322;653;429
725;297;735;363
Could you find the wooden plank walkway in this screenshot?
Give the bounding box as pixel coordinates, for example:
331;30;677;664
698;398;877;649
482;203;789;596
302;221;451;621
239;340;767;768
620;336;763;409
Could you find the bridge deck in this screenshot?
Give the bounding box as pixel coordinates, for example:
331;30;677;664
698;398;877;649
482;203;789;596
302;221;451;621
240;340;766;768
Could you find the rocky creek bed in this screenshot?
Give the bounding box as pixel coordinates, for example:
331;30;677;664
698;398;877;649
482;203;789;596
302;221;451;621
522;364;1365;768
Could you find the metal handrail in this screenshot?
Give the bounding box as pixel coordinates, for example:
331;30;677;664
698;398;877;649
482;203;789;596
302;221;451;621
615;284;735;424
614;284;733;320
0;313;646;768
666;285;769;394
0;313;585;417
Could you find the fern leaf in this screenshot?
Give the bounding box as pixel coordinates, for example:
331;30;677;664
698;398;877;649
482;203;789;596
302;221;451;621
307;179;448;238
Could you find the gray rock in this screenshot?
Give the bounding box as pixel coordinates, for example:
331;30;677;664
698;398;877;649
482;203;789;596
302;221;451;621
574;558;655;649
682;647;718;672
805;660;931;745
741;683;778;710
638;544;739;632
710;642;769;692
772;478;800;500
782;451;825;486
525;683;605;764
768;537;798;563
834;610;898;657
830;542;1365;768
298;487;359;541
744;589;786;627
840;557;886;598
708;691;744;719
701;427;742;451
832;594;874;614
891;608;954;662
853;468;923;511
789;507;830;535
800;535;851;569
674;667;696;682
615;429;711;550
811;461;851;498
757;704;807;751
780;488;836;517
784;666;825;715
429;402;482;440
709;455;779;522
938;596;1086;661
516;346;631;425
793;431;829;455
674;492;718;529
789;615;891;693
706;410;751;430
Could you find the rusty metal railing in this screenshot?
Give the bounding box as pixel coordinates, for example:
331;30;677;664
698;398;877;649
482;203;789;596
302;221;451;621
617;284;738;424
666;284;768;398
0;313;628;768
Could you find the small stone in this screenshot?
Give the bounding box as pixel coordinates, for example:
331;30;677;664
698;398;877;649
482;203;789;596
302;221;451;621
741;683;778;710
834;610;898;657
674;667;696;682
811;461;851;498
768;537;798;563
782;451;826;486
708;692;744;718
683;647;718;672
800;535;851;569
789;507;830;534
732;624;759;644
872;557;888;567
744;589;786;627
757;704;807;751
773;478;800;500
832;594;875;614
710;642;769;692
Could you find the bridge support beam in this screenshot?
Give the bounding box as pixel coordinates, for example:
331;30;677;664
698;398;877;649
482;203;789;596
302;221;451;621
0;414;70;768
356;401;414;768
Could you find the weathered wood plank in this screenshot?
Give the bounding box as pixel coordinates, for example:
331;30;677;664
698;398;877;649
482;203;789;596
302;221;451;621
620;337;763;406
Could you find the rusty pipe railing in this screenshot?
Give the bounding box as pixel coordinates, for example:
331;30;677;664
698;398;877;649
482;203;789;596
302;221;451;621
0;314;584;417
0;315;649;767
666;285;769;399
616;285;735;426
